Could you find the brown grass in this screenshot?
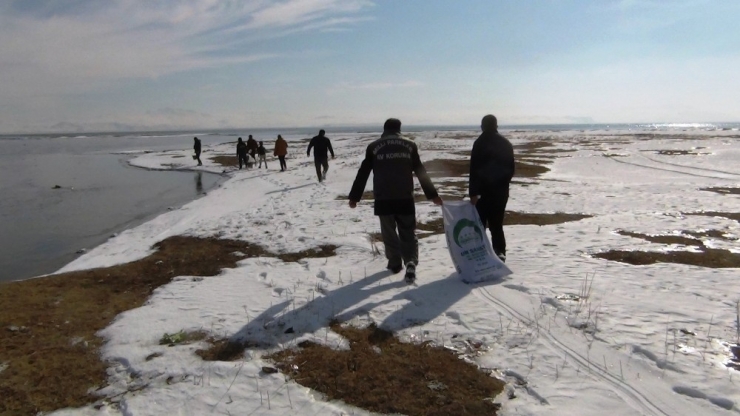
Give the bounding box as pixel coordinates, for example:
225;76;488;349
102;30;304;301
595;230;740;267
264;322;504;416
686;211;740;222
210;155;237;167
700;187;740;196
654;150;709;156
593;248;740;268
414;212;592;238
504;212;591;226
616;230;703;247
0;236;336;415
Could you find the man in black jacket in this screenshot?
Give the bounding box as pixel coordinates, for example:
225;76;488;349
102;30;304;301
468;114;515;262
193;137;202;166
349;118;443;284
307;129;335;182
236;137;248;169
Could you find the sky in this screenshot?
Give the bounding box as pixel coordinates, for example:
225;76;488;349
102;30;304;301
1;0;739;133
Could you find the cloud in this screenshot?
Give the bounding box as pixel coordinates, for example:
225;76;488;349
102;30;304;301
0;0;374;97
331;80;424;92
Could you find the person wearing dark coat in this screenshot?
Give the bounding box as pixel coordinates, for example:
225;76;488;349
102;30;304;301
236;137;249;169
274;134;288;171
246;135;258;163
468;114;515;262
193;137;202;166
306;129;335;182
349;118;443;284
257;141;268;168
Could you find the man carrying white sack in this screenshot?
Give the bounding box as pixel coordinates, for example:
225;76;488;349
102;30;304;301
468;114;515;262
348;118;443;284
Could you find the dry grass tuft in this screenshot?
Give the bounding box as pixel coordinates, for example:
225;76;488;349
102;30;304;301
0;236;336;415
266;321;504;416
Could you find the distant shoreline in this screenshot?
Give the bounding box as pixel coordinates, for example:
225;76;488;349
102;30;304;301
3;121;740;137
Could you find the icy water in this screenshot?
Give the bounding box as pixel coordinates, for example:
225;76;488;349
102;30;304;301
0;133;224;282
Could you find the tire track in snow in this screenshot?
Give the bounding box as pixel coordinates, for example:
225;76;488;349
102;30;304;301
639;154;740;178
472;285;697;416
605;156;739;181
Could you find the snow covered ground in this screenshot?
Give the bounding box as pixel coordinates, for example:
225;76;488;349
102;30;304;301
53;127;740;415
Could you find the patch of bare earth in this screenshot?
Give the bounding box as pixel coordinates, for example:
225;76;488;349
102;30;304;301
685;211;740;222
700;187;740;196
653;150;709;156
593;230;740;268
198;322;504;415
415;212;592;238
0;236;336;415
210;155;239;167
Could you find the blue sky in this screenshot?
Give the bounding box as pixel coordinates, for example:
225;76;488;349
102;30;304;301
1;0;738;133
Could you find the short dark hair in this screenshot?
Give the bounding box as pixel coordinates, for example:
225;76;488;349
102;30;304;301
383;118;402;133
481;114;498;132
319;129;325;136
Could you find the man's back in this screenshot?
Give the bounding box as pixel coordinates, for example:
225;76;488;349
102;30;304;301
366;135;418;201
349;133;437;215
469;131;515;194
236;141;247;154
307;135;334;160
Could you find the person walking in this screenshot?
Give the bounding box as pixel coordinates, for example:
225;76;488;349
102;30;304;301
257;141;268;168
193;137;202;166
468;114;515;262
348;118;443;284
236;137;249;169
274;134;288;171
246;135;258;165
307;129;334;182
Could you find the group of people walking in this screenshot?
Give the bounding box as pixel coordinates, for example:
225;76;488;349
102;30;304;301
231;131;334;179
193;115;514;285
235;135;288;171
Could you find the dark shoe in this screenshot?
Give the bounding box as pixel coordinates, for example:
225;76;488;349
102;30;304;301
404;262;416;284
387;264;403;274
497;253;506;263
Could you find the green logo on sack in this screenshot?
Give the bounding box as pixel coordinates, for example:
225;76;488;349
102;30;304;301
453;219;483;248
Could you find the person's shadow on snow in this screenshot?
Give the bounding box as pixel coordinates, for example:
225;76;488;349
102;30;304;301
338;274;506;333
231;269;407;347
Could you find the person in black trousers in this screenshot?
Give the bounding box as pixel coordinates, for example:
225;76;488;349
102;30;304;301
307;129;334;182
468;114;515;262
236;137;248;169
349;118;443;284
193;137;202;166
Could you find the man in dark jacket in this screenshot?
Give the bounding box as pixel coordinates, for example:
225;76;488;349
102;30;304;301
468;114;515;262
349;118;443;284
246;135;258;163
307;129;335;182
236;137;248;169
193;137;202;166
